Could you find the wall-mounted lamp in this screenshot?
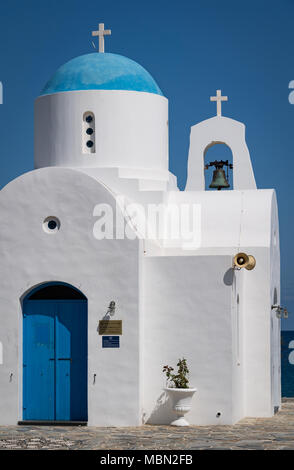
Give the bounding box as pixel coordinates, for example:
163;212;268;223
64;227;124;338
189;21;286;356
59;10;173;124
107;301;116;317
272;305;289;319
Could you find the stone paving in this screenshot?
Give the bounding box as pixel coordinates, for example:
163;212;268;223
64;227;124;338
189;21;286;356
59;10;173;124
0;398;294;450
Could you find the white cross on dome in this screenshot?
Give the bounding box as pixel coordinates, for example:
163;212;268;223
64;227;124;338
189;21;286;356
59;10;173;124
92;23;111;53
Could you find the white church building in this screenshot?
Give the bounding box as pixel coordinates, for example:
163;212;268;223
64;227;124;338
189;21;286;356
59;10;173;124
0;24;281;426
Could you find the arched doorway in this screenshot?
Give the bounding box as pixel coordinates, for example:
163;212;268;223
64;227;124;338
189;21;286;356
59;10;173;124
22;282;88;422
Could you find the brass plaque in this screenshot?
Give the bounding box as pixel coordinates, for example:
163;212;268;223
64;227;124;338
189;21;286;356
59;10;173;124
99;320;122;335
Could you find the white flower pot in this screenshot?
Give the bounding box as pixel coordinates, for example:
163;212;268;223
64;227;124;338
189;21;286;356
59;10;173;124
164;387;197;426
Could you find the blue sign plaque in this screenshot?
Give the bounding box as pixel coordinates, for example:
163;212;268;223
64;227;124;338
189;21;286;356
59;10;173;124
102;336;120;348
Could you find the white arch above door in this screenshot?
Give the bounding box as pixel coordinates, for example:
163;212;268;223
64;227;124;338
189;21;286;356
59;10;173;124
185;116;256;191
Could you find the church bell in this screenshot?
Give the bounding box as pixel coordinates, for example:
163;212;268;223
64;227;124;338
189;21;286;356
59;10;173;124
209;168;230;190
205;160;233;190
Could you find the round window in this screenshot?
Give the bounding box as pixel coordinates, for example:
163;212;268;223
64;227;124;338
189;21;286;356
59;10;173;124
48;220;57;230
43;216;61;234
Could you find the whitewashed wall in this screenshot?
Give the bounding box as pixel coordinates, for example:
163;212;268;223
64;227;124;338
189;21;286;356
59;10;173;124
141;189;280;424
142;255;239;425
242;192;280;417
0;167;141;426
34;90;168;172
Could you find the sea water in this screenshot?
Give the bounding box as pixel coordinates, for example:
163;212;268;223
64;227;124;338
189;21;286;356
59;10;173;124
281;331;294;396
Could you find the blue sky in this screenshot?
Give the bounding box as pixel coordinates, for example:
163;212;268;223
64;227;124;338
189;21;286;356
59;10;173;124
0;0;293;328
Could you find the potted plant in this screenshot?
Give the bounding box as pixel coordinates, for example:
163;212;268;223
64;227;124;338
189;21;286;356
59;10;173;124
163;358;196;426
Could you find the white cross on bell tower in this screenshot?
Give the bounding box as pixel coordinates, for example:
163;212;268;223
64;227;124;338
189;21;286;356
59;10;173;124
92;23;111;53
210;89;228;116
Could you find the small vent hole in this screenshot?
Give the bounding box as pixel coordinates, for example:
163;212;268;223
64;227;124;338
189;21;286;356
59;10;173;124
83;112;95;154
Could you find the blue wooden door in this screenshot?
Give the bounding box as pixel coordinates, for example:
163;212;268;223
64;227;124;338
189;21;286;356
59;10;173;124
23;299;87;421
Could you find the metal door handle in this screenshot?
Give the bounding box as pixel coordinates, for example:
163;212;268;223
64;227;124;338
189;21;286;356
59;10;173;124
58;358;72;363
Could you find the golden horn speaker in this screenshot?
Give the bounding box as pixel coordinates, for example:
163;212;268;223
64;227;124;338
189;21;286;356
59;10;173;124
246;255;256;270
233;252;256;270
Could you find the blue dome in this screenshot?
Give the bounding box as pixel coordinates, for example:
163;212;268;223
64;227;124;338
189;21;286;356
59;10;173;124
41;53;163;96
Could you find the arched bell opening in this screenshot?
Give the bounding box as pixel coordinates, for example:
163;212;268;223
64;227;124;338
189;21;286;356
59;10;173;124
204;142;234;191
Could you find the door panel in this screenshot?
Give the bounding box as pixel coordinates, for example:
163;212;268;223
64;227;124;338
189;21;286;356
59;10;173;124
23;301;55;420
55;301;88;421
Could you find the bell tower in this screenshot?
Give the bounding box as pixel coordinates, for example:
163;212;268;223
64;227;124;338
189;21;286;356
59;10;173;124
185;90;256;191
